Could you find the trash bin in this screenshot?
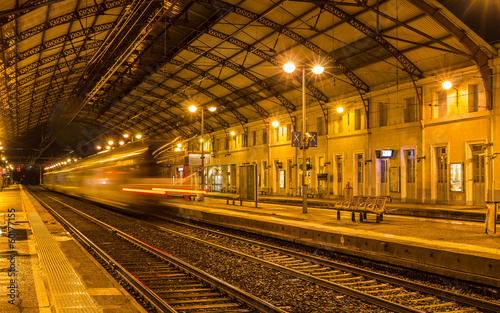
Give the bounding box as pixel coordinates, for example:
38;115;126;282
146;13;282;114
485;201;498;235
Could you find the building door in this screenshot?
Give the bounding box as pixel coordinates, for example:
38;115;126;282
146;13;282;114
436;147;448;203
472;145;485;205
380;158;389;195
336;156;343;195
405;150;416;201
355;154;364;195
287;159;293;196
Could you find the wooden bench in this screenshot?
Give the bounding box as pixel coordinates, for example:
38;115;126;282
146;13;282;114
259;187;268;195
306;188;317;198
330;195;386;223
226;197;243;206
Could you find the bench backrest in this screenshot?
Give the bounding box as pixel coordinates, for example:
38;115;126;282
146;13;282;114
357;196;369;209
335;195;345;207
350;196;360;206
375;196;387;211
365;196;377;208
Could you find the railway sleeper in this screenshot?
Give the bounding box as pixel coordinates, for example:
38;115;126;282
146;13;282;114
413;302;456;310
365;288;404;295
356;283;389;290
159;292;221;299
137;275;195;280
266;255;291;260
287;262;311;267
407;296;438;303
171;302;244;310
314;270;342;276
292;264;321;270
342;279;376;286
149;283;207;290
379;292;419;299
167;297;233;305
327;276;363;282
155;288;213;294
281;259;306;265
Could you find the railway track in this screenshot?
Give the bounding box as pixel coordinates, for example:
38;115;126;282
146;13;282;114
28;188;285;313
28;187;500;312
140;215;500;313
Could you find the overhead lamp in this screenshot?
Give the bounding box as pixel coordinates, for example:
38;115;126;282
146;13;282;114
272;120;280;128
174;147;181;152
312;65;324;75
442;81;458;106
442;81;452;90
336;107;344;114
230;131;235;136
135;134;142;140
106;145;111;150
67;159;71;163
96;145;102;150
177;143;182;148
188;105;197;112
283;62;295;73
108;140;114;145
119;141;124;145
208;106;217;112
123;134;129;138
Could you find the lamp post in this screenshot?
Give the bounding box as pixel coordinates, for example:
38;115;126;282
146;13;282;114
283;62;324;214
189;105;217;198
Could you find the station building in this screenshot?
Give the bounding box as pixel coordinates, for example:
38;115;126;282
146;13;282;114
181;57;500;206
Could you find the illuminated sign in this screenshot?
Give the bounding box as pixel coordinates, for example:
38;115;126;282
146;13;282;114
450;163;463;192
381;149;394;158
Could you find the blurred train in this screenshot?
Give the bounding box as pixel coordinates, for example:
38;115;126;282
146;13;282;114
43;140;206;212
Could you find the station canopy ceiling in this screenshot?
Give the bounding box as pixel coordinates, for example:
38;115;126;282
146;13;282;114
0;0;496;165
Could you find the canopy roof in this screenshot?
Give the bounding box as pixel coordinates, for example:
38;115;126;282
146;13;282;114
0;0;495;165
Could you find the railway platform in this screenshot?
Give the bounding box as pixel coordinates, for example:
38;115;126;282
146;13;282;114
162;193;500;288
0;185;146;313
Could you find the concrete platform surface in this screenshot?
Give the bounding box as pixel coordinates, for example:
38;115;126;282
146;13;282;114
0;185;146;313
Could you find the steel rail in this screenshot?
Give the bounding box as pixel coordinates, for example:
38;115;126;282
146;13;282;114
29;188;286;313
27;189;176;313
137;219;424;313
146;215;500;313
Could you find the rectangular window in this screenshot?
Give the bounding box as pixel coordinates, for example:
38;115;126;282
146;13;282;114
381;160;387;183
277;124;288;142
403;96;418;123
252;131;256;146
355;109;361;130
468;84;478;113
262;128;268;144
317;117;325;136
225;137;229;150
337;117;343;133
378;102;387;127
263;161;268;186
437;91;447;118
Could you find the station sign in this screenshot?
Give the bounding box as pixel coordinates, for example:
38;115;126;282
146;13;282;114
292;132;301;147
308;132;317;147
